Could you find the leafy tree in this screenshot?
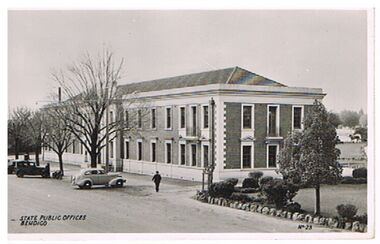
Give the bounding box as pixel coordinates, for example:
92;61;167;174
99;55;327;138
278;100;341;215
328;112;341;128
340;110;360;128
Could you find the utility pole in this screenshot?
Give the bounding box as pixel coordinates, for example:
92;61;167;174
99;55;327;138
208;97;216;189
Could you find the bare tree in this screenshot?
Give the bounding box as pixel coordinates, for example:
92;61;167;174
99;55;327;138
51;49;147;168
8;107;31;159
42;107;73;176
25;110;47;165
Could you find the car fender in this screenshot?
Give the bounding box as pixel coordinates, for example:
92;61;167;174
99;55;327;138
76;178;94;186
109;177;125;186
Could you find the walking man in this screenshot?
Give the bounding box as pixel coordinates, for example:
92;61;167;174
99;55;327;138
152;171;162;192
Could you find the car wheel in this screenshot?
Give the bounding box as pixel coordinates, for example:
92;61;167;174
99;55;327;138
115;179;124;188
17;172;24;178
83;181;92;189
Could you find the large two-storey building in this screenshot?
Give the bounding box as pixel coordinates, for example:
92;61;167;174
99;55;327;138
44;67;325;181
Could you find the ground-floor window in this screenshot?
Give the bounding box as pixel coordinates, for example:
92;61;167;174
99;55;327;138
137;141;142;161
242;145;252;168
125;140;129;159
267;144;278;168
179;143;186;165
109;140;114;159
151;141;156;162
202;144;209;168
165;141;172;164
191;144;197;167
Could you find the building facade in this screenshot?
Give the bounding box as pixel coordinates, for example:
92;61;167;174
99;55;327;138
44;67;325;181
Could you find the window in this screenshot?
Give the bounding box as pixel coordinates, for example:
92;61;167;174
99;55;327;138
203;105;209;129
125;141;129;159
137;110;142;128
179;107;186;129
191;106;197;135
151;108;156;129
243;105;253;129
268;145;278;168
109;140;114;159
125;110;129;128
137;141;142;161
151;141;156;162
180;143;186;165
72;140;76;154
80;143;83;154
191;144;197;167
203;144;209;167
268;105;279;136
242;145;252;168
110;111;114;123
165;141;172;164
165;107;172;129
293;106;303;130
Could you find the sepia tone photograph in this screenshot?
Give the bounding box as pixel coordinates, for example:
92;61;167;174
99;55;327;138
6;9;374;240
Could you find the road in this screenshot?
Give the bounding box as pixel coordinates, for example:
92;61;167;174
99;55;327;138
8;164;341;233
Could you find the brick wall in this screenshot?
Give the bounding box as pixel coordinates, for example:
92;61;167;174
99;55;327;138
224;103;241;169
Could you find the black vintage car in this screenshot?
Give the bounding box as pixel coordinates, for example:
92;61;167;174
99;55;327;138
8;159;16;174
13;160;50;178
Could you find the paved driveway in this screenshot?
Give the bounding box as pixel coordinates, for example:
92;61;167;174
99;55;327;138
8;164;342;234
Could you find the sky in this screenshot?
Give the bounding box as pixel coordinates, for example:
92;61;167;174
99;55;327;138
8;10;368;113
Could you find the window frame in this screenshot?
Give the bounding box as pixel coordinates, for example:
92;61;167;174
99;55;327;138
241;142;254;169
124;139;130;159
165;140;172;164
190;144;197;167
178;106;186;129
151;108;156;129
150;139;157;162
179;141;186;166
267;104;280;137
165;106;172;130
266;143;279;168
242;104;254;130
292;105;304;131
201;142;209;168
201;104;209;129
137;139;143;161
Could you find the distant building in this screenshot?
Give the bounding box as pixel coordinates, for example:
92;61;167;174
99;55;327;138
44;67;325;181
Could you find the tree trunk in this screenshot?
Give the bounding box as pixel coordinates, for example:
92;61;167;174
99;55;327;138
314;185;321;215
35;150;40;166
58;153;64;176
90;152;97;168
15;139;19;159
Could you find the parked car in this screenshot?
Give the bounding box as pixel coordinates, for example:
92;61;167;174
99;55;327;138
14;160;50;178
8;159;16;174
71;168;126;189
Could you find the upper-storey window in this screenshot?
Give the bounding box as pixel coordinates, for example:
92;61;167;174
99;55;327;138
165;107;172;130
202;105;209;129
191;106;197;135
151;108;156;129
137;110;142;129
242;105;253;129
179;106;186;129
125;110;129;128
268;105;280;137
292;106;303;130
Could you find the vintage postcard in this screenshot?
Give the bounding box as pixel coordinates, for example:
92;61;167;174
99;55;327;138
6;8;374;241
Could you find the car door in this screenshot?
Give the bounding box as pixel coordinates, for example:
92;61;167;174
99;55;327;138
96;170;109;185
89;170;99;185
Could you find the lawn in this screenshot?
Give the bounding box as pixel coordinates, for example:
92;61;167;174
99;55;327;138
294;184;367;217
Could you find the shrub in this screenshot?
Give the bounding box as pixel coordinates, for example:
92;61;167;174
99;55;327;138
208;181;235;198
341;176;367;184
352;167;367;179
283;202;302;213
259;176;273;186
354;213;367;224
240;188;260;194
261;179;299;208
248;171;263;180
336;204;358;221
230;192;254;203
224;178;239;186
242;178;259;188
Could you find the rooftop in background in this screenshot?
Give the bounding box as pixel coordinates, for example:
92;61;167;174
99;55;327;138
117;66;286;95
